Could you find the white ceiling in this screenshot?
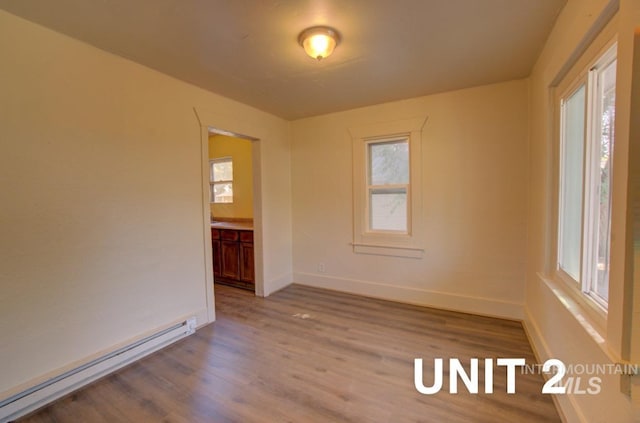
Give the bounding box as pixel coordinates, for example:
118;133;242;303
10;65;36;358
0;0;566;120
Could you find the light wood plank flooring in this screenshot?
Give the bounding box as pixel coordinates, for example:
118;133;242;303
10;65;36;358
19;284;561;422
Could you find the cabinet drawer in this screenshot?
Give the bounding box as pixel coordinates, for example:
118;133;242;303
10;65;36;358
240;231;253;243
211;228;220;240
220;229;239;241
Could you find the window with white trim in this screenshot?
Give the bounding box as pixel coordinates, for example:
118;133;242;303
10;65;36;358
351;117;426;258
209;157;233;204
556;42;616;310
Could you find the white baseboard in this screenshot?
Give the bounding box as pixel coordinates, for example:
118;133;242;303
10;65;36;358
0;318;197;423
522;307;586;423
264;272;293;296
293;272;524;320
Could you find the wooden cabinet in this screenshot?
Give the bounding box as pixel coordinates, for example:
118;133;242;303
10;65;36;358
220;241;240;280
212;228;254;290
240;243;254;283
211;229;222;279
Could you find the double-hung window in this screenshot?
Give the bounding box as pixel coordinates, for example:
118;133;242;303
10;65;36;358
209;157;233;204
367;138;410;232
557;42;616;310
351;117;426;258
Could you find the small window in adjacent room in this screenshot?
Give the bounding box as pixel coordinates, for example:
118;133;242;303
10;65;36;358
556;42;616;310
210;157;233;203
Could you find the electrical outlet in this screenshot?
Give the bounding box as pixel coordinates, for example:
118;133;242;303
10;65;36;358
186;317;197;335
318;263;326;273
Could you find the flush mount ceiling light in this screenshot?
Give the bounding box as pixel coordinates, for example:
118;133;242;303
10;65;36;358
298;26;341;60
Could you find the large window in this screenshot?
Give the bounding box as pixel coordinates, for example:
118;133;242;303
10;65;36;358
210;157;233;204
557;43;616;309
558;84;586;282
351;117;426;258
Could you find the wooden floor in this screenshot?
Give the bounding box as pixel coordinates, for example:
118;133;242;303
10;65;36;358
19;284;561;422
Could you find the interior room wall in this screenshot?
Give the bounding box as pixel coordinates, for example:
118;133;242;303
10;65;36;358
290;79;529;320
0;10;291;398
208;134;254;220
525;0;639;420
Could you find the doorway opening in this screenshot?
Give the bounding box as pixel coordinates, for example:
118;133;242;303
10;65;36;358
208;129;256;294
200;124;263;323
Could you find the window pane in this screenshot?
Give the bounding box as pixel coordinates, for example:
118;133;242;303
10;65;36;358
370;189;407;231
213;160;233;182
212;183;233;203
592;59;616;301
558;84;585;281
369;140;409;185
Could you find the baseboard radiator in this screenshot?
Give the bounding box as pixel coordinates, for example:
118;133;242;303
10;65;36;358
0;317;196;423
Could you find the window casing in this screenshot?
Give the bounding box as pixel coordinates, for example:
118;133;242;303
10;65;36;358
210;157;233;204
556;42;616;311
351;117;426;258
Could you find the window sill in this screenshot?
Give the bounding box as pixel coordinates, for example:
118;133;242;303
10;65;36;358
352;243;423;259
537;272;619;363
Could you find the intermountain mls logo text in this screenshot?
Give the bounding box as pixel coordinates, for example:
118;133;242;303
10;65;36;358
414;358;638;395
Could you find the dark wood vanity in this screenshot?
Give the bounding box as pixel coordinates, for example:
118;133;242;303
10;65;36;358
211;225;254;290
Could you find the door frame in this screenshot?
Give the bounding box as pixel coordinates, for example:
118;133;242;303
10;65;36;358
194;108;263;324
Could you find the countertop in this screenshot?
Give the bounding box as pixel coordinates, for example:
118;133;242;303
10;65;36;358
210;221;253;231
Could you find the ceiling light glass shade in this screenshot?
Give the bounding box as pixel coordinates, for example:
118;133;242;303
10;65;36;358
298;26;340;60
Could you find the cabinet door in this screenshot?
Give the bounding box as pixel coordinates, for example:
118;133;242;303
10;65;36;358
211;229;222;278
240;242;254;283
221;240;240;280
212;239;222;278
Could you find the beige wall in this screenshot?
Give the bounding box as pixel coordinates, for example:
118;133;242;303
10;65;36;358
0;10;291;397
208;134;254;220
291;79;529;319
525;0;639;421
4;1;639;420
